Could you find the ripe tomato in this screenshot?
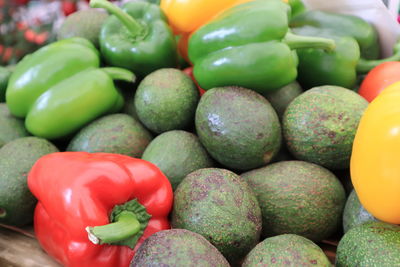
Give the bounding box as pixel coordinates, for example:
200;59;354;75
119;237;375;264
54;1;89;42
358;61;400;102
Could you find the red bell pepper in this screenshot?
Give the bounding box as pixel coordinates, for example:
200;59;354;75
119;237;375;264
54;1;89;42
358;61;400;102
27;152;173;267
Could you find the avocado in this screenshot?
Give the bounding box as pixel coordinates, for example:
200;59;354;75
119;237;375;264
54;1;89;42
141;130;214;190
242;234;331;267
283;85;368;170
336;221;400;267
241;160;346;242
130;229;229;267
0;66;11;102
171;168;262;265
263;81;303;119
0;103;29;144
67;113;152;158
0;137;59;226
343;189;377;233
134;68;199;134
195;86;281;171
57;9;108;48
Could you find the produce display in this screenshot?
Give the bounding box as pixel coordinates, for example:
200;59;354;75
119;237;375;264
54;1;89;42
1;0;400;266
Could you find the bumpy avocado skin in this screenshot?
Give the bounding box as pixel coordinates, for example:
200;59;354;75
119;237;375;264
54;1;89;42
283;86;368;170
67;113;152;158
343;189;377;233
263;81;303;119
130;229;230;267
195;86;281;171
141;130;214;190
336;222;400;267
241;160;346;242
0;137;59;226
0;103;29;144
134;68;199;134
242;234;331;267
57;9;108;48
171;168;262;265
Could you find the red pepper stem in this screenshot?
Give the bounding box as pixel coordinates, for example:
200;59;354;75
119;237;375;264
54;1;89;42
101;67;136;83
90;0;144;36
284;32;336;52
86;211;141;245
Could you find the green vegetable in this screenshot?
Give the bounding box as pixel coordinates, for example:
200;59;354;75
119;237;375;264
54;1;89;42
90;0;178;77
188;0;335;94
6;38;135;140
0;66;12;102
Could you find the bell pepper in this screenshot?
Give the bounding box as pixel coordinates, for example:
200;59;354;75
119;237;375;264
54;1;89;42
160;0;253;60
291;25;400;89
188;0;336;94
358;61;400;102
28;152;173;267
6;37;135;140
90;0;178;78
0;66;12;102
351;81;400;224
290;10;380;60
288;0;305;18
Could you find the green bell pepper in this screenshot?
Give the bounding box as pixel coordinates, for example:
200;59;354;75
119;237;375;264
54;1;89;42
0;66;12;102
188;0;335;94
6;38;135;140
292;26;400;89
90;0;178;77
290;10;380;59
288;0;306;18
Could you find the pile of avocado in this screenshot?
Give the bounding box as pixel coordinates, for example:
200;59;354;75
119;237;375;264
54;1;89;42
0;9;397;266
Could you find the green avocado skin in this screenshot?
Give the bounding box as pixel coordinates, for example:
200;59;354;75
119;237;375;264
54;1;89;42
171;168;262;265
67;113;152;158
141;130;213;190
0;103;29;144
336;222;400;267
263;81;303;119
343;189;377;233
57;9;109;48
283;85;368;170
242;234;331;267
130;229;230;267
134;68;199;134
195;86;281;171
241;160;346;242
0;137;59;226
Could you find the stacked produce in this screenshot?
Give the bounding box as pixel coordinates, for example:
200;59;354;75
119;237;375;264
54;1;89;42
1;0;400;266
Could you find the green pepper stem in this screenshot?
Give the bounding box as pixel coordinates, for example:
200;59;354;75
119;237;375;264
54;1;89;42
356;41;400;74
90;0;143;36
86;211;141;245
102;67;136;83
284;32;336;52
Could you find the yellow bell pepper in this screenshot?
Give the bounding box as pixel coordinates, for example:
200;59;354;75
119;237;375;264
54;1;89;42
351;80;400;224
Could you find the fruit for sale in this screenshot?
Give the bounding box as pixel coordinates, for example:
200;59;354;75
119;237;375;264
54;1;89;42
57;8;109;48
188;0;335;93
336;222;400;267
343;190;377;233
0;103;29;144
195;86;281;171
67;113;152;158
283;85;368;169
130;229;229;267
134;68;199;134
0;137;58;226
242;234;331;267
90;0;178;77
141;130;213;190
241;160;346;242
172;168;262;264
